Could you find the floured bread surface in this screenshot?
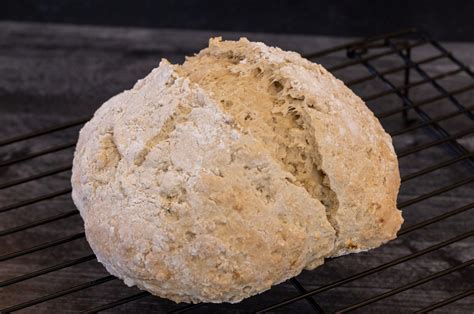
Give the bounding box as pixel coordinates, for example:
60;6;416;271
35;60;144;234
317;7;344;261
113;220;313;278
71;38;403;304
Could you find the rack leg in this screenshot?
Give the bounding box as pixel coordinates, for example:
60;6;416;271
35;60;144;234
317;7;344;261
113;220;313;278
402;46;412;125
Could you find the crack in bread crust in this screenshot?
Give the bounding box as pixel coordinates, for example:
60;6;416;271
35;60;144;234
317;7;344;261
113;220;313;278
189;37;403;256
177;48;341;257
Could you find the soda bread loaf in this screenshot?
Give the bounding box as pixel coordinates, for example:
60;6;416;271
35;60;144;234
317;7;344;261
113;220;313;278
71;38;403;303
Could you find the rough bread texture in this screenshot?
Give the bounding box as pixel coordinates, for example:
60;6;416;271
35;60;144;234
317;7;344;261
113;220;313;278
71;38;403;304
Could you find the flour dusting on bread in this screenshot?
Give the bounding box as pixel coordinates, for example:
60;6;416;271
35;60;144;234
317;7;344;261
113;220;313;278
72;38;403;303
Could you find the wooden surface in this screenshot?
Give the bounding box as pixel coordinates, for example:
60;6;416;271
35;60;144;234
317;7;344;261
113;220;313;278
0;22;473;313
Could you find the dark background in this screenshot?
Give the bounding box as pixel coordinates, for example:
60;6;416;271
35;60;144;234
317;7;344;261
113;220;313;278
1;0;474;41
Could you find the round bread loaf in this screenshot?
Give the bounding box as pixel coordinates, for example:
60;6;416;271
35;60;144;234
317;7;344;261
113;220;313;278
71;38;403;303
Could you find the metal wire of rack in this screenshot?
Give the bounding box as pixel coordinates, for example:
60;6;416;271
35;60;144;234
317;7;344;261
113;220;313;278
0;28;473;313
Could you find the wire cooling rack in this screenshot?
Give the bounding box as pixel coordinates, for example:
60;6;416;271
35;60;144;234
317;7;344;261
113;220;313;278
0;29;473;313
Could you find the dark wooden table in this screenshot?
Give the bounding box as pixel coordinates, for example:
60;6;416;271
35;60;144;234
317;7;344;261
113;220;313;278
0;22;473;313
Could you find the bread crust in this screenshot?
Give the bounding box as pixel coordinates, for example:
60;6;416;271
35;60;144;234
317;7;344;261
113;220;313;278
72;38;402;303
